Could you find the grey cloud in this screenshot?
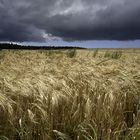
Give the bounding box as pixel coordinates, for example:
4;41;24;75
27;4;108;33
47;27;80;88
0;0;140;42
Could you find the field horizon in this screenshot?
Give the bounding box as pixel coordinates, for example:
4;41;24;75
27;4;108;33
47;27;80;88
0;48;140;140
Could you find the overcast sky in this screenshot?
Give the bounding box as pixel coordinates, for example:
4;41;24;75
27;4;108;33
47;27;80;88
0;0;140;47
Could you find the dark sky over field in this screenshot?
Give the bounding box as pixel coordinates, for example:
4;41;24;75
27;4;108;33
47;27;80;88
0;0;140;47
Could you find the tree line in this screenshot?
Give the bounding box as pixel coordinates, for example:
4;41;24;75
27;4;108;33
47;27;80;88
0;43;85;50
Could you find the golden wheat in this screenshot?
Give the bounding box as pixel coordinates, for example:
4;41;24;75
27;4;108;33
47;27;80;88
0;49;140;140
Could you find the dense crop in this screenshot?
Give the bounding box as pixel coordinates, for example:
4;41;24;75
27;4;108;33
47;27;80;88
0;49;140;140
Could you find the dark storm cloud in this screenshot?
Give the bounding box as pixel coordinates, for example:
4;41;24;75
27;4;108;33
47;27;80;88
0;0;140;42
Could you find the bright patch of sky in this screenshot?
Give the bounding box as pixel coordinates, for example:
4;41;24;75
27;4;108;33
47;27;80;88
22;40;140;48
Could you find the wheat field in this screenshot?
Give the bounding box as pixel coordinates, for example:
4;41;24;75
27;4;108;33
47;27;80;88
0;49;140;140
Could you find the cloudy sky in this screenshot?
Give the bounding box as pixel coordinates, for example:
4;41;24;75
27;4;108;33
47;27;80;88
0;0;140;48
